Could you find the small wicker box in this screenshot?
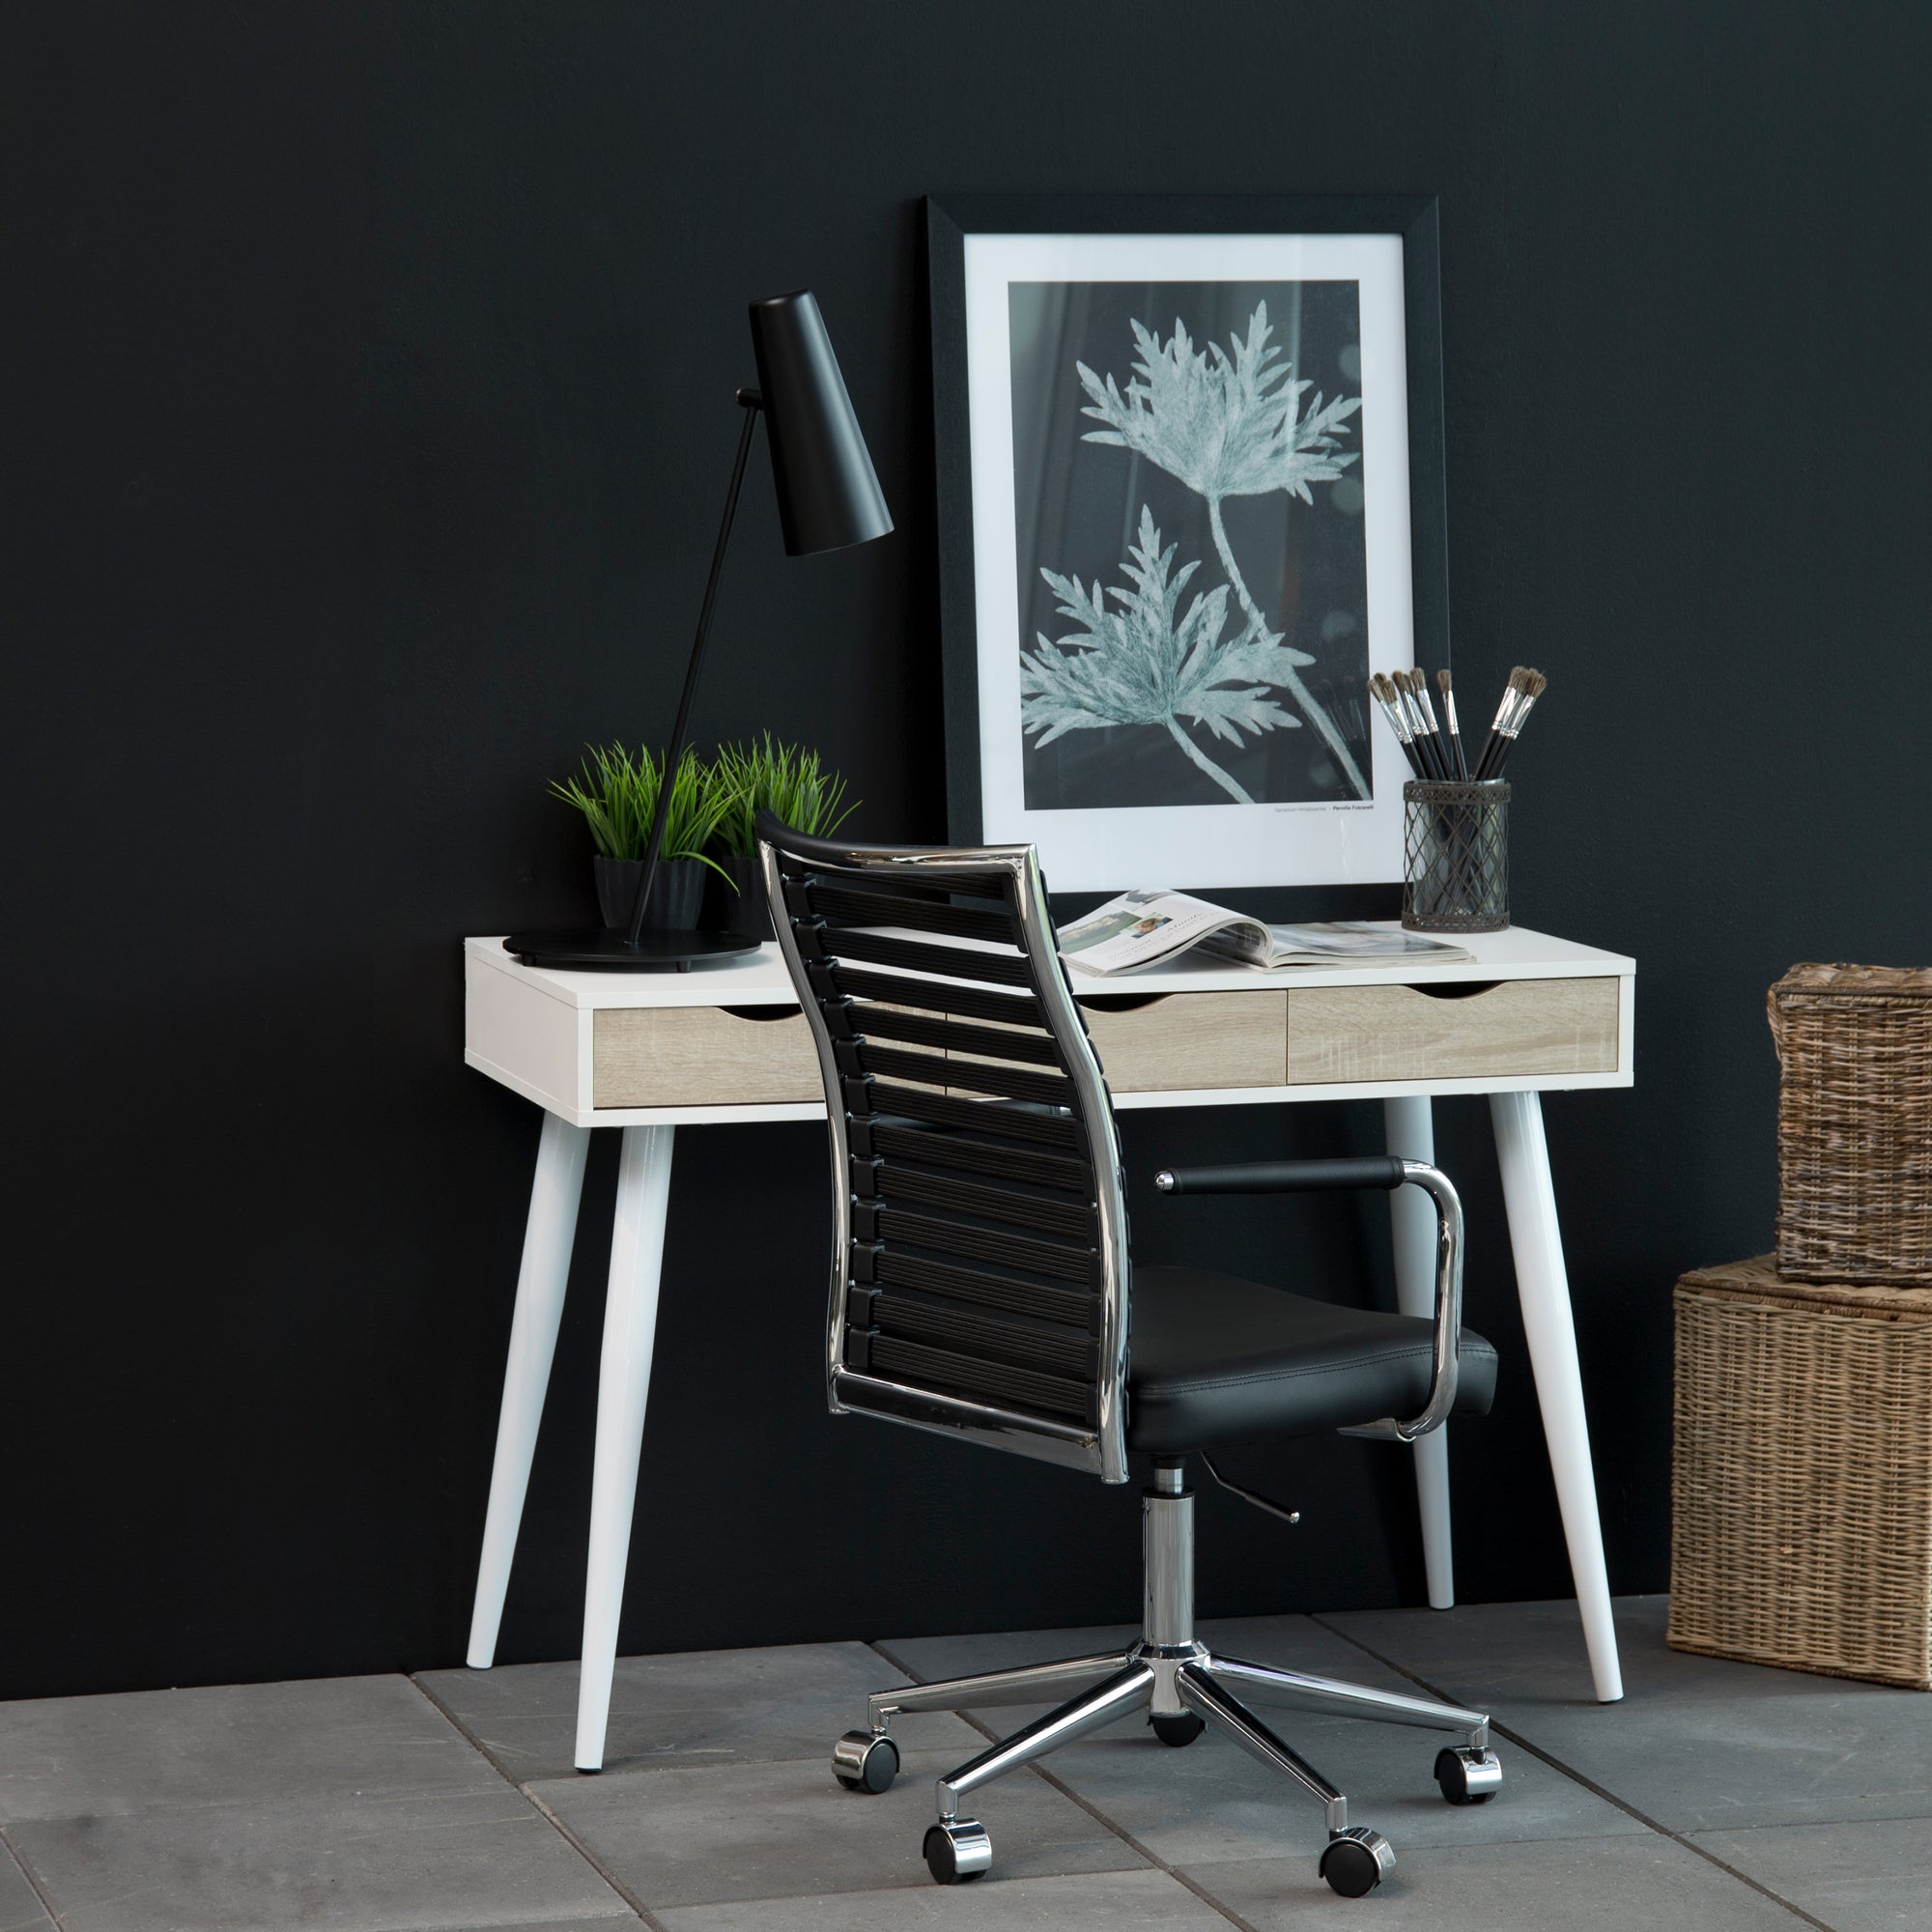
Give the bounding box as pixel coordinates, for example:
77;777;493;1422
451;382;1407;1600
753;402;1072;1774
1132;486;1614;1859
1769;962;1932;1284
1668;1255;1932;1689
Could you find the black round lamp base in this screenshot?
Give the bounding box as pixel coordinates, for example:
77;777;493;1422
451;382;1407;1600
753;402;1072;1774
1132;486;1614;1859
504;927;761;972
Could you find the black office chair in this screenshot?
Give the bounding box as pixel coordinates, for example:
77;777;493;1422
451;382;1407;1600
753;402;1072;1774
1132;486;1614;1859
757;815;1503;1899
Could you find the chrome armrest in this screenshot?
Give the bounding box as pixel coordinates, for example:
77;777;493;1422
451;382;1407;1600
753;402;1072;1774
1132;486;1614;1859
1152;1155;1464;1443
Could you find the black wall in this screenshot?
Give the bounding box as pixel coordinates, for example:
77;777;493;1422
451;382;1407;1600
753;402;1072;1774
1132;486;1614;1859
6;2;1930;1700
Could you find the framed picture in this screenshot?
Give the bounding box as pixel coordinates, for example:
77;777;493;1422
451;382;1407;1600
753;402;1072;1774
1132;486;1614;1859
927;195;1449;893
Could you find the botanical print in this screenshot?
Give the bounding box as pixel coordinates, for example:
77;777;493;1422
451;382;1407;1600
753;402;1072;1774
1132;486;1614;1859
1009;281;1370;810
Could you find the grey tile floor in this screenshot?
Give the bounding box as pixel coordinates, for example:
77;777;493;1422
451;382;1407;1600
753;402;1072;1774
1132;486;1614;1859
0;1597;1924;1930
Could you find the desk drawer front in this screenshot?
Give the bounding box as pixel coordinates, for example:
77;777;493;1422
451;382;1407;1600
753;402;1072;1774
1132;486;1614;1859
1286;977;1622;1085
593;1006;823;1108
1076;990;1287;1093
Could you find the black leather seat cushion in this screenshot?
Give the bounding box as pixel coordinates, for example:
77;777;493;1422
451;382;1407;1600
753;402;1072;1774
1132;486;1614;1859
1126;1264;1498;1454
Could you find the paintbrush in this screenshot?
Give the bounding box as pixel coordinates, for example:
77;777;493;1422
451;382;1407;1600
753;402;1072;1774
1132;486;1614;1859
1474;668;1548;780
1481;668;1548;779
1386;672;1433;779
1472;671;1522;780
1436;668;1469;780
1408;668;1451;778
1368;673;1426;778
1394;671;1438;776
1410;668;1451;779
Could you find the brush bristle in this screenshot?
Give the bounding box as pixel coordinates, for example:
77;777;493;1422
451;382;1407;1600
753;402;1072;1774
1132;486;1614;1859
1368;672;1415;741
1435;667;1453;692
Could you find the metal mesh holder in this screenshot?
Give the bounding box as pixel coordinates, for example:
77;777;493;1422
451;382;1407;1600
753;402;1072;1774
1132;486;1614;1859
1402;781;1509;932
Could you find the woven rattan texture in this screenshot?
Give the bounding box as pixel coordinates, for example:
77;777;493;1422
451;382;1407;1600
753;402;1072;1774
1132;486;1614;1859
1401;781;1509;933
1668;1255;1932;1689
1769;963;1932;1284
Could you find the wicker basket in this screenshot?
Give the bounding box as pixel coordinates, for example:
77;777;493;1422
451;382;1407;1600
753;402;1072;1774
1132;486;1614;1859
1668;1255;1932;1688
1769;963;1932;1285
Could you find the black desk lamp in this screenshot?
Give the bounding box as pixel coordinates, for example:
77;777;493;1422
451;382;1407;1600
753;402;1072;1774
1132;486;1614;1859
506;291;893;970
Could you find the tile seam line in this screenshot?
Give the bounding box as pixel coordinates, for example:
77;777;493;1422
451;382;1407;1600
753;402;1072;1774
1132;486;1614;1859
867;1636;1265;1932
406;1671;658;1931
518;1781;673;1932
1691;1811;1932;1836
1306;1613;1832;1932
0;1825;67;1931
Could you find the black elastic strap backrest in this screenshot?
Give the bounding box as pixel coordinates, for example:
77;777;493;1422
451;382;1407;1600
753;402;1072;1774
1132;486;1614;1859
863;1081;1084;1148
865;1123;1091;1194
857;1042;1069;1107
801;881;1015;945
824;964;1045;1029
816;926;1037;987
765;820;1113;1440
873;1165;1095;1238
844;1005;1062;1067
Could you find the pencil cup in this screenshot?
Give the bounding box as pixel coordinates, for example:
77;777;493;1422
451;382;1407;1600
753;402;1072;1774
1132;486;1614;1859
1402;781;1509;932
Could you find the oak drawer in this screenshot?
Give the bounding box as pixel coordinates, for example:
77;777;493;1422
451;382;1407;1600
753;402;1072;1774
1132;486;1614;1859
593;1005;822;1108
1285;978;1622;1085
1076;990;1287;1093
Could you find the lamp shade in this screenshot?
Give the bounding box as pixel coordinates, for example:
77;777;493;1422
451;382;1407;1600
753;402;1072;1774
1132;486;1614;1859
748;291;894;555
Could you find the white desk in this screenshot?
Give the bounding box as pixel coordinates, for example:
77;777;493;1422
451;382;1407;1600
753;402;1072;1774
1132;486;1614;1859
463;923;1635;1768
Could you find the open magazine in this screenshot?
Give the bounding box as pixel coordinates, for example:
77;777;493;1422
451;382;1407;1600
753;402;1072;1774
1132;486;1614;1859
1057;890;1474;978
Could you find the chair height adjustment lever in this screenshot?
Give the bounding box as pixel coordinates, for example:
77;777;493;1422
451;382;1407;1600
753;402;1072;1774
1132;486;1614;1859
1200;1454;1301;1526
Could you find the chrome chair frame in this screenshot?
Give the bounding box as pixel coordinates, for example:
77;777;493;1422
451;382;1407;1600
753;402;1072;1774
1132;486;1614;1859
759;818;1501;1898
840;1454;1497;1890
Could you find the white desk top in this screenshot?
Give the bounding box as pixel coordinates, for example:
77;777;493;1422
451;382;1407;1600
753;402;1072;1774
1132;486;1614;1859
466;923;1634;1013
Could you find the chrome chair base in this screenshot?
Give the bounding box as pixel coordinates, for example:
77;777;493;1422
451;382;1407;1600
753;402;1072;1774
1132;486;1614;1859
833;1462;1501;1896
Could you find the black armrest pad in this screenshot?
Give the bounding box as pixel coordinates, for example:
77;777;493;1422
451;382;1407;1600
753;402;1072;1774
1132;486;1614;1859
1155;1155;1407;1195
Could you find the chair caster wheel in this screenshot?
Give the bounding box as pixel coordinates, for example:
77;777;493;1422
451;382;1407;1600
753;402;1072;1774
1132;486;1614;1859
1150;1711;1206;1747
832;1731;898;1794
923;1818;992;1885
1435;1745;1501;1804
1320;1827;1394;1897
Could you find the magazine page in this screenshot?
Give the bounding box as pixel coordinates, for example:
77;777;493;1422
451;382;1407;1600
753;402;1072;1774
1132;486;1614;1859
1260;922;1472;964
1194;919;1473;967
1056;890;1268;976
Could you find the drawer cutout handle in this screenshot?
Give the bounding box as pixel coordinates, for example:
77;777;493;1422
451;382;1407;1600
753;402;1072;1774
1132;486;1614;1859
1076;992;1174;1014
722;1005;806;1022
1408;980;1501;1002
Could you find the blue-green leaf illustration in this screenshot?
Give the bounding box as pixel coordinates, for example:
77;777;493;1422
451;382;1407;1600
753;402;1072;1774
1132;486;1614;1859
1077;303;1360;502
1022;507;1315;805
1065;302;1370;799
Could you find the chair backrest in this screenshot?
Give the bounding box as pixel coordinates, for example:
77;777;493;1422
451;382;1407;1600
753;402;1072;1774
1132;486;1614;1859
758;814;1131;1484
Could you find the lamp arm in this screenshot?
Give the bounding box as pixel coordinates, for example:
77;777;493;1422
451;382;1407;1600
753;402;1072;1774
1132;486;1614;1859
627;388;765;948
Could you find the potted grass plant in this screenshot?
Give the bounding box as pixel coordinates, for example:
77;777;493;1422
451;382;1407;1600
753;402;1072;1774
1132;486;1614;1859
551;745;734;933
708;735;859;937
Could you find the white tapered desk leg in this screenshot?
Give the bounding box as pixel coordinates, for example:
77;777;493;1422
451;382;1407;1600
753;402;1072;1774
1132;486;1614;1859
468;1111;591;1669
575;1122;675;1772
1384;1096;1454;1610
1489;1091;1624;1703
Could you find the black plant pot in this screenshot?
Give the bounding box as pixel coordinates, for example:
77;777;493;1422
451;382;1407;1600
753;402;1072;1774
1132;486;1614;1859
704;852;775;940
593;856;711;933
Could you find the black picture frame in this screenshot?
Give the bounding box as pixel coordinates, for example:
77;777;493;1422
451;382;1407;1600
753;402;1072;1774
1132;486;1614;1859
926;193;1450;892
